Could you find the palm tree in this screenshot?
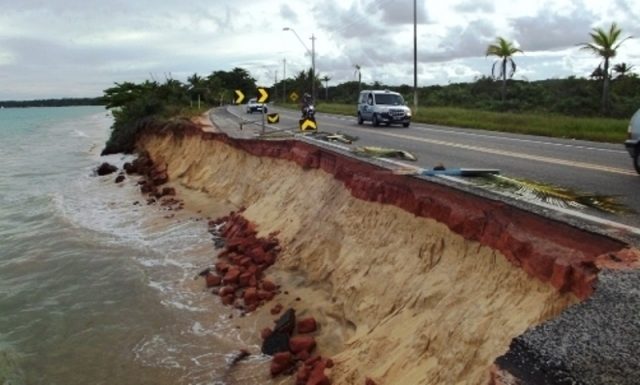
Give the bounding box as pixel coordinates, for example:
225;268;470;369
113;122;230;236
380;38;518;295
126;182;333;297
613;62;635;79
486;37;523;102
321;75;331;100
580;23;632;114
590;65;606;81
354;65;362;92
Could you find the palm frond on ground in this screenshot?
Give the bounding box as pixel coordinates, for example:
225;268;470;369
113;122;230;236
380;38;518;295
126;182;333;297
351;146;417;161
477;175;630;214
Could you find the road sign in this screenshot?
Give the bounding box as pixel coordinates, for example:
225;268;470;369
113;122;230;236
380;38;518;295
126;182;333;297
257;87;270;103
299;118;317;132
267;113;280;124
234;90;245;104
290;91;299;103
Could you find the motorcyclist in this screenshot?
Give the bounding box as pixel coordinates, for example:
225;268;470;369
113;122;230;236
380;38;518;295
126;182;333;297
300;93;314;118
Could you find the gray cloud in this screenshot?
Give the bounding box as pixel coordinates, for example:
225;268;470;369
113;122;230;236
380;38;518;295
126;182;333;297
454;0;494;13
279;4;298;22
431;19;497;62
512;7;598;51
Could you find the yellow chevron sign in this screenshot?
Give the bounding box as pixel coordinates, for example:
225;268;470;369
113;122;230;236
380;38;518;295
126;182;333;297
299;118;317;132
257;87;269;103
234;90;245;104
267;113;279;124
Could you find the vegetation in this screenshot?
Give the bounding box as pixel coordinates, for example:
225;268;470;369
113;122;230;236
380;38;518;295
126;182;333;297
101;68;256;154
580;23;632;115
486;37;523;102
0;97;103;108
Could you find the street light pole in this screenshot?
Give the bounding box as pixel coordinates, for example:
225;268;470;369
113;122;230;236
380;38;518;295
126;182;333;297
283;27;316;102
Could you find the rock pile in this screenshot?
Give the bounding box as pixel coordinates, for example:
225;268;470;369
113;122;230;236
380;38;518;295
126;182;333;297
123;151;183;209
261;308;333;385
203;211;281;313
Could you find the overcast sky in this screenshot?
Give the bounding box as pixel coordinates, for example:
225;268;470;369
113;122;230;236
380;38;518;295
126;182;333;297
1;0;639;100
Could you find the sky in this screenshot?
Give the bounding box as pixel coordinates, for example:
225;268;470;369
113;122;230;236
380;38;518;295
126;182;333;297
0;0;639;100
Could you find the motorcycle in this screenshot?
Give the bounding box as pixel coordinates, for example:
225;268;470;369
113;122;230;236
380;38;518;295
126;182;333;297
302;104;316;120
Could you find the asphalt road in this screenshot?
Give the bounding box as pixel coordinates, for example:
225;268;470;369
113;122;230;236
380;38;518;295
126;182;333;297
227;105;640;234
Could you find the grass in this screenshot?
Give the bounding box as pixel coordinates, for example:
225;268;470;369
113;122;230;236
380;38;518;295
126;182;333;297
280;102;628;143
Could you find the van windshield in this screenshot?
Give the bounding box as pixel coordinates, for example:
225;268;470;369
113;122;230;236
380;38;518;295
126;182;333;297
374;94;404;105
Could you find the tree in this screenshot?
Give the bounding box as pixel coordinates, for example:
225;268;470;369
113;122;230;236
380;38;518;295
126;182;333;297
486;37;523;102
590;65;606;81
613;62;635;79
321;75;331;100
580;22;632;114
354;65;362;92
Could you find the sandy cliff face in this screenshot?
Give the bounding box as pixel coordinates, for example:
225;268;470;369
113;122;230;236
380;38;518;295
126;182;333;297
137;130;585;385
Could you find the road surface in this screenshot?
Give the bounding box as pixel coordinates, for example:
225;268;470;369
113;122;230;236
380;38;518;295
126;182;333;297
223;105;640;236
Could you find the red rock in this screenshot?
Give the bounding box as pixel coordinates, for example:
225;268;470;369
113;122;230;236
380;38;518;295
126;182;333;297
215;261;231;274
151;171;168;185
205;274;222;287
305;356;321;366
243;287;258;306
221;294;235;305
365;378;377;385
272;351;293;365
270;303;283;315
257;290;271;300
306;361;330;385
261;327;273;340
218;286;235;297
297;317;317;334
324;358;334;368
161;187;176;196
238;272;254;287
289;336;316;354
270;352;294;377
295;350;310;361
296;365;311;384
223;268;241;284
262;279;277;292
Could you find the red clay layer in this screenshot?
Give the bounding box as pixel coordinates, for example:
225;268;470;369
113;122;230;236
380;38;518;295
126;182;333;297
139;121;639;299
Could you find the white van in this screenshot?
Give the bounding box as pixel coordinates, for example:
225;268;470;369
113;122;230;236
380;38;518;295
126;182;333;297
357;90;412;127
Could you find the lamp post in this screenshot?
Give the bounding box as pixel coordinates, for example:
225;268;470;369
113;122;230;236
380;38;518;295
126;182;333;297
283;27;316;102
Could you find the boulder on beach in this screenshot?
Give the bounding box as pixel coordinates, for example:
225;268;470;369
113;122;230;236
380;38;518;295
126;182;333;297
95;162;118;176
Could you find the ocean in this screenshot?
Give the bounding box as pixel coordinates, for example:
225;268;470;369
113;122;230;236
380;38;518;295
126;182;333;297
0;107;271;385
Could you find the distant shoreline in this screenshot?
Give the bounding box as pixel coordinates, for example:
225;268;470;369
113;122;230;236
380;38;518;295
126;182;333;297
0;97;103;108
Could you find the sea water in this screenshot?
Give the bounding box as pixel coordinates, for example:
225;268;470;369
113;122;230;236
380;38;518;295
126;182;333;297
0;107;271;385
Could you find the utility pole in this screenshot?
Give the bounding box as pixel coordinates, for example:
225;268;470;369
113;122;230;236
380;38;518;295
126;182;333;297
283;58;287;103
311;34;316;103
413;0;418;114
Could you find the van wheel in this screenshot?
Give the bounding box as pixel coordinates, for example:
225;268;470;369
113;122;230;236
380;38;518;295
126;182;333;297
372;114;379;127
403;122;410;128
634;148;640;174
357;113;363;125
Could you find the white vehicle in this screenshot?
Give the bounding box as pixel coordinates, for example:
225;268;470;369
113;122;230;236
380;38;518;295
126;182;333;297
246;98;267;114
357;90;412;127
624;107;640;174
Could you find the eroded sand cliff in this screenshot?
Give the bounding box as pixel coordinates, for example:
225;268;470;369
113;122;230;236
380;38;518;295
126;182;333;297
137;129;584;385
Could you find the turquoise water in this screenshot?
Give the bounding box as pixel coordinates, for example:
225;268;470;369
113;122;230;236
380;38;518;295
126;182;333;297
0;107;270;385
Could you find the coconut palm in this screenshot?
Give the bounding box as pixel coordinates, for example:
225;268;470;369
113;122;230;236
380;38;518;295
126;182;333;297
321;75;331;100
486;37;523;102
580;23;632;114
354;65;362;92
613;62;635;79
590;65;606;81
